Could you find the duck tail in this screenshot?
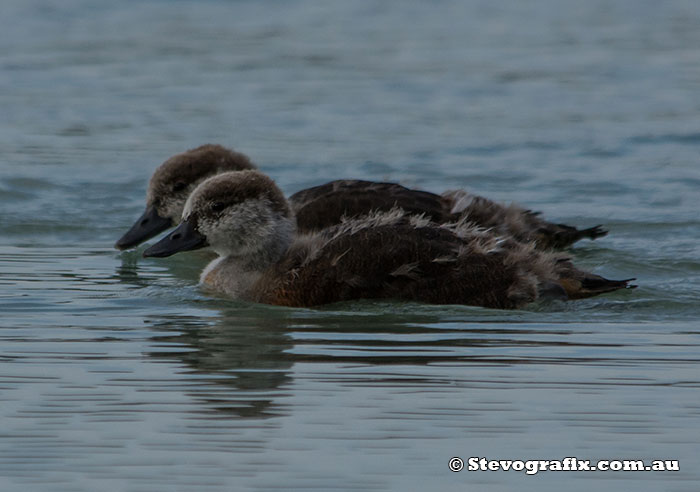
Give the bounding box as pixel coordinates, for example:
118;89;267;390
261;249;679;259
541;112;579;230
559;273;636;300
557;223;608;246
535;224;609;250
576;224;608;241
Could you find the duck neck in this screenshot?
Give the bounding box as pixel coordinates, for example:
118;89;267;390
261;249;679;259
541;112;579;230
202;217;295;298
243;216;295;271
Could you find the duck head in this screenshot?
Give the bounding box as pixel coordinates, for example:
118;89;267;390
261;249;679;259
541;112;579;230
143;171;295;263
115;144;255;250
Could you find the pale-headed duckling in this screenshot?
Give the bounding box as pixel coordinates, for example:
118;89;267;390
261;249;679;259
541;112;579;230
115;144;607;251
142;171;634;309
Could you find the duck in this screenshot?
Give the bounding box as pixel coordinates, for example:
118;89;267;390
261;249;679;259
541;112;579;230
115;144;607;251
142;170;634;309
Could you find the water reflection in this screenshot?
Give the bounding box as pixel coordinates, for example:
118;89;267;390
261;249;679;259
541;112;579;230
147;310;295;418
139;294;661;421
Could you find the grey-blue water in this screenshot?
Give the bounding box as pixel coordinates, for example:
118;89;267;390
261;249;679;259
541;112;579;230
1;0;699;490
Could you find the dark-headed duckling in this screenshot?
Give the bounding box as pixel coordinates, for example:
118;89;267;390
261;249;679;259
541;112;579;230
116;144;606;251
143;171;634;309
115;144;255;250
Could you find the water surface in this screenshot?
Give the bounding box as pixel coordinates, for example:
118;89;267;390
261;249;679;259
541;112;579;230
1;1;700;490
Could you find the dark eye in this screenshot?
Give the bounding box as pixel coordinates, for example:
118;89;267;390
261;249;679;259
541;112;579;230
211;201;226;213
173;181;187;192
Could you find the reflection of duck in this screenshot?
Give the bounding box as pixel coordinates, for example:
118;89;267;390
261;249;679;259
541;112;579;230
144;304;577;419
147;308;294;418
143;170;634;309
115;144;606;250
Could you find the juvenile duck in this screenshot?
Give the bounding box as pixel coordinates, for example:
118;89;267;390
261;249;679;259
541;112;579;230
142;171;634;309
115;144;607;251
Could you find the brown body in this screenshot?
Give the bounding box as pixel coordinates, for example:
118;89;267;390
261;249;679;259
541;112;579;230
246;213;631;309
251;221;528;308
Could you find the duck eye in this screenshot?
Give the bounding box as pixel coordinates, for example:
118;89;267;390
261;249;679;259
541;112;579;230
173;181;187;192
211;201;226;213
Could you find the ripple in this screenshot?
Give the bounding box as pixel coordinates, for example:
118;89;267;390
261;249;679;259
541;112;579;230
2;0;700;490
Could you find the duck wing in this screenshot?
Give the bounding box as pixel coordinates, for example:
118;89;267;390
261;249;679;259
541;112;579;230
289;180;452;232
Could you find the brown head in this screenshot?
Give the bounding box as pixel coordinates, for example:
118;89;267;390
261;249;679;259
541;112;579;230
115;144;255;250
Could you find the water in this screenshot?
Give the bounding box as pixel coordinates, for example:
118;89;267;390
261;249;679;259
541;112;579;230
1;0;700;490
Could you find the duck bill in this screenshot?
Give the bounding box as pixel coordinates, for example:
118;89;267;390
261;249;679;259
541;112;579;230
115;206;172;250
142;220;207;258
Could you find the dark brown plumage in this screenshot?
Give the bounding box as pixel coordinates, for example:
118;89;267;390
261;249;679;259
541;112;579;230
248;215;631;308
290;180;452;231
290;179;607;249
250;221;521;308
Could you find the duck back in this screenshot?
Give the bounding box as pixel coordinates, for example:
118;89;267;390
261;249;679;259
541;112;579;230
289;180;452;232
